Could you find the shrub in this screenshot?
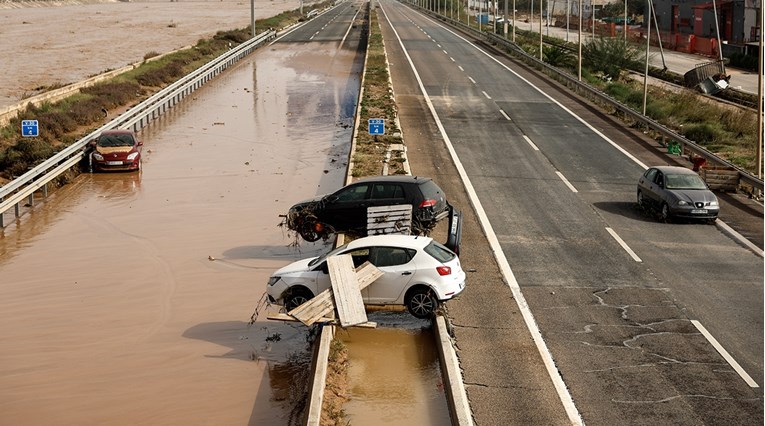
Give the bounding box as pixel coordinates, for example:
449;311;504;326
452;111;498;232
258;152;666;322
0;139;57;178
582;37;643;79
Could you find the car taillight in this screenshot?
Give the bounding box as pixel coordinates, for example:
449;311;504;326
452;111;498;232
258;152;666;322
436;266;451;276
420;199;437;208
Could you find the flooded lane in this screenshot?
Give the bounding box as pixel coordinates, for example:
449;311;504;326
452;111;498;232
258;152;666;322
0;39;362;424
338;313;451;425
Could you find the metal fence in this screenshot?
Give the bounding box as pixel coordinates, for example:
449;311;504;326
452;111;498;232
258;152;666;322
0;30;275;228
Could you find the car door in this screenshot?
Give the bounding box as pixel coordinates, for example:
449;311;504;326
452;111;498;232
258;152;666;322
320;183;371;232
363;246;415;304
639;168;661;206
315;248;372;298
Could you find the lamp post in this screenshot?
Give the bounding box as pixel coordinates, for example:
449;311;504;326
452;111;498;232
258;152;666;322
578;0;582;80
642;0;652;115
251;0;255;38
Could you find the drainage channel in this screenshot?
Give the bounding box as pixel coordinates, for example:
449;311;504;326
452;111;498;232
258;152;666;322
305;311;472;425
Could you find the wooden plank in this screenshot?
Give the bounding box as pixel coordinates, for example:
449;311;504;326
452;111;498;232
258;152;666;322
266;313;377;328
286;261;382;326
328;255;367;327
367;204;412;235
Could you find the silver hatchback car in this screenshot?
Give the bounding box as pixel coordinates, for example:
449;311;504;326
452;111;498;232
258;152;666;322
637;166;719;222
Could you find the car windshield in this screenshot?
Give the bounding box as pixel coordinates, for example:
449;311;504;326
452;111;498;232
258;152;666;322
665;173;707;190
307;243;349;267
98;134;135;147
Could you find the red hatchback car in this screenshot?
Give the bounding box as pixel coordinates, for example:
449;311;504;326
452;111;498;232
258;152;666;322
91;129;142;172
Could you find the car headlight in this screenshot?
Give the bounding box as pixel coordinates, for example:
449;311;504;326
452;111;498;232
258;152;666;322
709;200;719;206
677;200;688;206
93;153;104;161
127;152;139;161
267;276;281;286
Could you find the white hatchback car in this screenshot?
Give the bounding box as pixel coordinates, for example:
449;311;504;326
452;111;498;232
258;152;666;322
266;234;466;318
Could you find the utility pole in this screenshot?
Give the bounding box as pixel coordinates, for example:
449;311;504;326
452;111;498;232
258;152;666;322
578;0;582;80
758;3;763;179
251;0;255;38
624;0;628;41
539;0;543;60
642;0;652;115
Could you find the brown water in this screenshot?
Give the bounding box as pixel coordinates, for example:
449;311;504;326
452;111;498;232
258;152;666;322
0;39;358;424
338;312;452;425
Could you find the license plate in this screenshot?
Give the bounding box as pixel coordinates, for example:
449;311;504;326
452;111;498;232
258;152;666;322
691;209;708;214
106;161;123;166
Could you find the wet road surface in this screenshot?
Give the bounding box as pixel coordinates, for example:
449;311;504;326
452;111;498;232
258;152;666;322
0;7;365;424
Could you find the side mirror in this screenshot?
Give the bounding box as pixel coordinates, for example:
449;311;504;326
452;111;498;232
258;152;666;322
88;139;97;147
137;141;143;146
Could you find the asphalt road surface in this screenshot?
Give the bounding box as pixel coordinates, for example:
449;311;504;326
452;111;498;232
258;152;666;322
377;1;763;424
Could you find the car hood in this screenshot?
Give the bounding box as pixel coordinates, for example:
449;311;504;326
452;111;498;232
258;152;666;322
667;189;717;204
272;257;318;276
97;146;134;155
291;195;325;210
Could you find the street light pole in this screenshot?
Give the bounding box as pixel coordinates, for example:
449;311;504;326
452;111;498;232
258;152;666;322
642;0;652;115
578;0;582;80
539;0;543;60
251;0;255;38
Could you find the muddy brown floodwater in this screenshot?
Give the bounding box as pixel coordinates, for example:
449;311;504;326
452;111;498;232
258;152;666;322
338;312;452;425
0;29;360;424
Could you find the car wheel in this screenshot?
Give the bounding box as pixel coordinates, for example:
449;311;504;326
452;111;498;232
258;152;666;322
284;287;313;311
637;190;645;209
299;221;322;242
660;203;671;222
405;287;439;319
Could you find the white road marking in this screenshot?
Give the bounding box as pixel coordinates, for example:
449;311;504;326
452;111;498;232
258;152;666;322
555;171;578;193
692;320;759;388
438;44;442;48
443;49;448;55
339;6;361;50
522;135;539;150
605;227;642;262
468;76;476;84
500;109;511;121
379;3;583;425
482;91;491;99
450;57;455;62
458;65;464;71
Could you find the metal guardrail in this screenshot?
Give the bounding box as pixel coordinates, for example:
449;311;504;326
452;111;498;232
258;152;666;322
0;30;276;227
415;6;763;193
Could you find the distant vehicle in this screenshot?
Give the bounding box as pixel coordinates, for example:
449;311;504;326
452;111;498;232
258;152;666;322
637;166;719;222
90;129;142;172
266;234;466;318
306;9;319;18
285;175;450;242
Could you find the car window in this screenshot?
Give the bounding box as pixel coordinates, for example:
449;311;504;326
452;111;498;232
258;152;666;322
370;183;405;200
370;247;415;267
423;241;455;263
419;180;445;200
665;174;707;190
643;168;657;182
334;184;369;202
98;134;135;147
654;171;664;186
344;248;370;268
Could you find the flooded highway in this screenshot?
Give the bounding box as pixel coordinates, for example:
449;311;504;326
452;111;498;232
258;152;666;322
0;35;362;424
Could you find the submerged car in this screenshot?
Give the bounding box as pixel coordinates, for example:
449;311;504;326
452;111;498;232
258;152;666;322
91;129;142;172
285;175;450;242
266;234;466;319
637;166;719;222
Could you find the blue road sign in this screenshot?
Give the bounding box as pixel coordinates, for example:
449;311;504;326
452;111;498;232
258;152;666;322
368;118;384;135
22;120;39;137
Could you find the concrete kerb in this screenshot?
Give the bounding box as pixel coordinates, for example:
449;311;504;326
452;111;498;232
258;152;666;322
304;2;473;425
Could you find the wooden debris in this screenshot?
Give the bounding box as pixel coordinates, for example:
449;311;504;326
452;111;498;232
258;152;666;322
328;255;367;327
367;205;412;235
287;261;383;327
266;313;377;328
